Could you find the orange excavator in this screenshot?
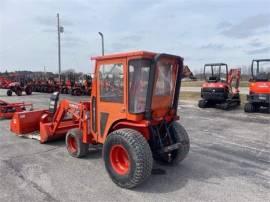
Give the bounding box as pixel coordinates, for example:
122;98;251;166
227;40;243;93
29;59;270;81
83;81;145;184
198;63;241;110
244;59;270;113
10;51;190;188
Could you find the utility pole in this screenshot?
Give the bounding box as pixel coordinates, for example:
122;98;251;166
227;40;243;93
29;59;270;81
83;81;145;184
44;66;46;79
98;32;104;56
57;13;64;82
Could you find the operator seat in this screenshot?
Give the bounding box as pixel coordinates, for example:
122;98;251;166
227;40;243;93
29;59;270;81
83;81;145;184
208;75;220;82
49;92;60;114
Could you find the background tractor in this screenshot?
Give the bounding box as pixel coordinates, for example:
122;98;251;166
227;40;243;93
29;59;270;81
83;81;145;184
10;51;190;188
244;59;270;113
198;63;241;110
7;82;32;96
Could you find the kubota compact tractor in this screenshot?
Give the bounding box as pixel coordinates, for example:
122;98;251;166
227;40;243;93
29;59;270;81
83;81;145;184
244;59;270;113
198;63;241;110
10;51;189;188
7;82;32;96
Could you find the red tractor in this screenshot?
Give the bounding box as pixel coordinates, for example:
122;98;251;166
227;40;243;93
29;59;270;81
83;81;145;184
198;63;241;110
244;59;270;113
7;82;32;96
0;99;33;119
10;51;190;188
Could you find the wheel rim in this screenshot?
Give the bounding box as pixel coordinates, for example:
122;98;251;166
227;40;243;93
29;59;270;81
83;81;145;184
67;136;77;153
110;145;130;175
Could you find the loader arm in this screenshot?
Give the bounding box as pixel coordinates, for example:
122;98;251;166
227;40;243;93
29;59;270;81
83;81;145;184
50;100;90;134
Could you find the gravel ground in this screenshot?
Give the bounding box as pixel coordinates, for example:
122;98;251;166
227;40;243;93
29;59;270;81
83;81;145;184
0;90;269;202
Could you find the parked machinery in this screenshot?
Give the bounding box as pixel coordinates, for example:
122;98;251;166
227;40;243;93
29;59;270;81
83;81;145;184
0;77;13;89
7;82;32;96
10;51;190;188
0;99;32;119
198;63;241;110
244;59;270;113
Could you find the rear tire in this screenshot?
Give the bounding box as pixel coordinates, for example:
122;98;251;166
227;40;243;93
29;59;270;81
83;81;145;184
244;103;255;113
103;129;153;189
66;128;88;158
25;86;32;95
155;122;190;164
7;89;12;96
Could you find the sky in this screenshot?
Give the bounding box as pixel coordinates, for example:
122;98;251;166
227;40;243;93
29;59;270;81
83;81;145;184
0;0;270;73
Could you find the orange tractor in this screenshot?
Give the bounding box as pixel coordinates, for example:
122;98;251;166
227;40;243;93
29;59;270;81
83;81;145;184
244;59;270;113
7;82;32;96
10;51;189;188
198;63;241;110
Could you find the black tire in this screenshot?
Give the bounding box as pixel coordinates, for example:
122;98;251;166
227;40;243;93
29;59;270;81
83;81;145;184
198;100;207;108
244;103;255;113
76;89;82;96
7;89;12;96
66;128;88;158
155;122;190;165
103;129;153;189
25;86;32;95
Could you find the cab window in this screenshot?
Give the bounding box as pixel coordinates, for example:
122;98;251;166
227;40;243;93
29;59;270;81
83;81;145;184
99;63;124;103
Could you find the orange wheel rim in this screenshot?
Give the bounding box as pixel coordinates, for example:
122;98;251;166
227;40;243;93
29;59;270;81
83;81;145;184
68;136;77;153
110;144;130;175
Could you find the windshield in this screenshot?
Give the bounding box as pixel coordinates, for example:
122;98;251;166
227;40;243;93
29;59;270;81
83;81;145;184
152;59;178;111
154;61;176;96
204;64;227;82
252;61;270;75
128;59;151;113
252;60;270;81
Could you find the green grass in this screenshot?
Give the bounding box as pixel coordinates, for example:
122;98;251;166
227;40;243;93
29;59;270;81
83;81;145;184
180;92;201;101
181;80;249;88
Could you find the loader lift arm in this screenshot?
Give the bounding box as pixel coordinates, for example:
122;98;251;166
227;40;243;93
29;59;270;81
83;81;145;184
39;99;92;143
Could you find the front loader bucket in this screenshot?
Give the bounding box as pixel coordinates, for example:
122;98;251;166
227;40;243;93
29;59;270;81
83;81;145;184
10;110;47;134
39;120;79;143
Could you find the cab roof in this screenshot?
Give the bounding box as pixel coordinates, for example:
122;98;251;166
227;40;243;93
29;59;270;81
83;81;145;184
91;51;156;61
204;63;227;66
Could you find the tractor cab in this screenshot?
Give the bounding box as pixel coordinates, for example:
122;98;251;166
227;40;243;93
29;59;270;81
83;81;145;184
91;51;183;137
204;63;228;83
244;59;270;113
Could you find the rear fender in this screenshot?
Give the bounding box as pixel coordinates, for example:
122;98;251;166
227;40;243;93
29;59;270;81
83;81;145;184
109;120;151;140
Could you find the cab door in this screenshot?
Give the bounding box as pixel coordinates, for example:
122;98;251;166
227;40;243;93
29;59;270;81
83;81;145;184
96;58;127;143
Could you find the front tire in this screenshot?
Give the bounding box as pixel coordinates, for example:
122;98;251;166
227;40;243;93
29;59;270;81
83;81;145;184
103;129;153;189
66;128;88;158
7;89;12;96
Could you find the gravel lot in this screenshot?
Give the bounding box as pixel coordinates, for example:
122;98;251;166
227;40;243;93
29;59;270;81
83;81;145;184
0;90;269;202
